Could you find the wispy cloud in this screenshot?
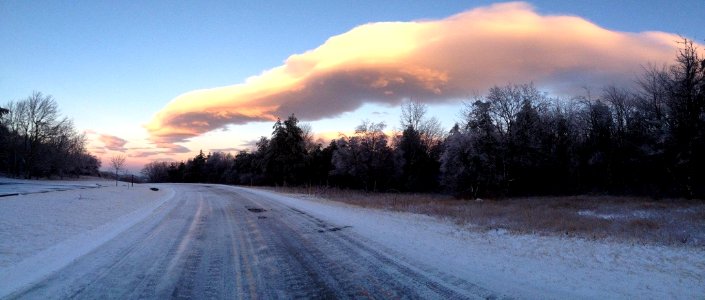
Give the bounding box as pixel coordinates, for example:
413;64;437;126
146;2;694;145
130;144;190;158
98;134;128;151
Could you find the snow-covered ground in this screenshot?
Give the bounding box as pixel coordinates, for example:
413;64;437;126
0;177;113;197
0;179;173;297
0;181;702;299
243;187;705;299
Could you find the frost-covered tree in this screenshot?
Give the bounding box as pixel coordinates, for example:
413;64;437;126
439;125;473;196
332;121;394;191
141;161;170;183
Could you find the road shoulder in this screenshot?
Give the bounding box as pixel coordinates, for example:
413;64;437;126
0;184;175;298
240;187;705;299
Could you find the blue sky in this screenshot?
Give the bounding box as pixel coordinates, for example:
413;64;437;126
1;1;703;170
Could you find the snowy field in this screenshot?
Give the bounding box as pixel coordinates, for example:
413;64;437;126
0;180;702;298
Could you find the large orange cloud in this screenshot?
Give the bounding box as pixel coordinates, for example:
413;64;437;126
146;2;694;144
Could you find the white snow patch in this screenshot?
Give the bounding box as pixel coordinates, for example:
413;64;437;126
239;187;705;299
578;209;657;220
0;184;175;298
577;210;621;220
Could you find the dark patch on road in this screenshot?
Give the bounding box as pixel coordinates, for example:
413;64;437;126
150;187;159;191
258;216;267;219
317;226;352;233
247;207;267;213
292;208;352;233
328;226;351;232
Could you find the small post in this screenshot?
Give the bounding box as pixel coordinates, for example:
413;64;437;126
131;174;134;188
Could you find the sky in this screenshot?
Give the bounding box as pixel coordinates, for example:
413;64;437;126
1;1;703;172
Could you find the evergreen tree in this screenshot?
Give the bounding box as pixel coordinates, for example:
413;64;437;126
266;114;307;185
396;126;437;192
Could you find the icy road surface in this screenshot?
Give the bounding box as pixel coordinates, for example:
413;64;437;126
6;184;499;299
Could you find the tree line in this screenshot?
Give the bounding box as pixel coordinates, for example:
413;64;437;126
0;92;100;178
143;40;704;199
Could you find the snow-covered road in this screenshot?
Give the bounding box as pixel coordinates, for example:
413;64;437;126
3;184;500;299
1;184;703;299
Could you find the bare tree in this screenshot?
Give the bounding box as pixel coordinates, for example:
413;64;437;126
486;83;544;137
400;99;427;131
399;99;445;148
1;93;100;178
602;85;633;137
299;123;318;153
636;64;669;122
418;116;444;148
110;155;126;186
9;92;69;178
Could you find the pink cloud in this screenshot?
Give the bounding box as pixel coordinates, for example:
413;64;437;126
98;134;128;151
145;2;698;145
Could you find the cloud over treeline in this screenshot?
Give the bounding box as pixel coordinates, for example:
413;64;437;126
86;130;190;159
146;2;695;144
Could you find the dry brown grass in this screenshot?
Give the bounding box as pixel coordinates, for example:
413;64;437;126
265;186;705;247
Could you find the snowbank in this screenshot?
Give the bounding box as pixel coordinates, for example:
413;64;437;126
239;187;705;299
0;183;174;298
